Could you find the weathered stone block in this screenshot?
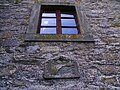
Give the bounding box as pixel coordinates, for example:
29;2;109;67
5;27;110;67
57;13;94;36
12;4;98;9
43;56;80;79
0;65;16;76
98;65;117;75
111;22;120;27
100;76;118;86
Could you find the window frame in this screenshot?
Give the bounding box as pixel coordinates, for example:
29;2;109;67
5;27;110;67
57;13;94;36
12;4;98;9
25;3;94;42
38;5;80;34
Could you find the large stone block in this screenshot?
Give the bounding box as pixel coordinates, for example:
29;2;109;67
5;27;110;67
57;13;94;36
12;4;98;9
43;56;80;79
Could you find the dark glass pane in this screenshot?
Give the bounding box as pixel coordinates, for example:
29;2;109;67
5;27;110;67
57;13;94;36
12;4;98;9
62;28;78;34
40;28;56;34
42;13;56;17
61;13;74;17
61;19;76;26
41;18;56;26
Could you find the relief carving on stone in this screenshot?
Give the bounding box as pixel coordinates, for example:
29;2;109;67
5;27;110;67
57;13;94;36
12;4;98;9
43;56;80;79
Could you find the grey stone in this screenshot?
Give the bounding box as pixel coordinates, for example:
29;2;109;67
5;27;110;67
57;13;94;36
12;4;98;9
0;54;13;64
26;45;40;53
43;56;80;79
0;47;6;54
2;39;20;47
0;65;16;76
100;76;118;86
12;79;25;86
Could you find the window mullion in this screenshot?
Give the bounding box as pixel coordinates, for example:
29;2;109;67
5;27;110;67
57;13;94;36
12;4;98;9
56;10;62;34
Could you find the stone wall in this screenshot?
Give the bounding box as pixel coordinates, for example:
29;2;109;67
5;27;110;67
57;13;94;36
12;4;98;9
0;0;120;90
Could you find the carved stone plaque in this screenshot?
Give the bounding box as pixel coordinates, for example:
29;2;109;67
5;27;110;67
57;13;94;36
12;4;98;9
43;56;80;79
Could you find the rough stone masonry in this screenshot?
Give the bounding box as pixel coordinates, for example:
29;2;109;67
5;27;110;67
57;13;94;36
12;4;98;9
0;0;120;90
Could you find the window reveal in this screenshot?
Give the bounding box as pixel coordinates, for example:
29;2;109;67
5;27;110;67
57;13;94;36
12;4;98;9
38;5;80;34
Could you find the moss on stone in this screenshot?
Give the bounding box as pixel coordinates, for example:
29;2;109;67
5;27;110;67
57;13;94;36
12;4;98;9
15;0;22;4
111;22;120;27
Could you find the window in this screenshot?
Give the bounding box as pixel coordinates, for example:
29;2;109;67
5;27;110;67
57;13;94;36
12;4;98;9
38;5;80;34
25;3;94;42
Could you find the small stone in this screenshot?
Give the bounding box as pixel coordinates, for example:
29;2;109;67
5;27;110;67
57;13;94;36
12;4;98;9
0;65;17;76
103;53;117;60
12;79;25;86
40;53;53;59
99;65;117;75
86;13;100;18
99;22;111;28
91;10;104;14
101;76;118;86
0;54;13;64
41;46;61;52
5;47;15;53
0;47;6;54
26;45;40;53
15;0;23;4
2;39;20;47
111;22;120;27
